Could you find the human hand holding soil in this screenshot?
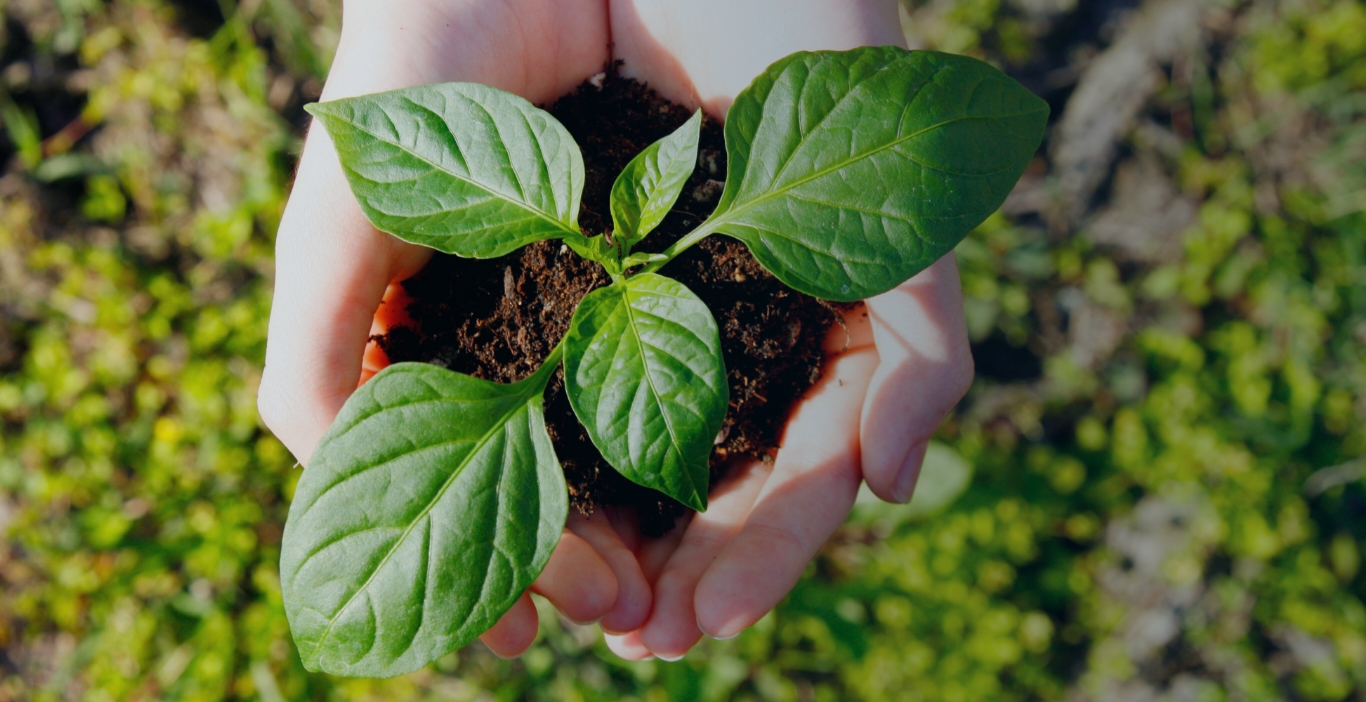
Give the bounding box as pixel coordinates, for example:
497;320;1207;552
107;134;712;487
258;0;623;657
260;0;974;662
590;0;975;661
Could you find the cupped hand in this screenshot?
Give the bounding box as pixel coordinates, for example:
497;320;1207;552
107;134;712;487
587;0;976;660
260;0;975;664
257;0;630;658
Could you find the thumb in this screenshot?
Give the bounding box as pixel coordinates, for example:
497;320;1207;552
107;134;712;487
859;254;973;503
258;126;430;464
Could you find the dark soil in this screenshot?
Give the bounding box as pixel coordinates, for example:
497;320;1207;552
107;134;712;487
376;67;845;536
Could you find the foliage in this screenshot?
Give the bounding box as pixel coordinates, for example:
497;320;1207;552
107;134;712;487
0;0;1363;699
562;273;725;513
296;47;1045;676
282;362;567;678
696;48;1046;301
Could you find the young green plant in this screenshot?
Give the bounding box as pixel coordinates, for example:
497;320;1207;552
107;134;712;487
281;47;1048;677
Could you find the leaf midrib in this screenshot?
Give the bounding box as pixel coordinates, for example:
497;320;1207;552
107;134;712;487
327;108;577;237
645;135;697;213
616;122;697;241
304;381;539;667
764;51;911;189
620;282;699;504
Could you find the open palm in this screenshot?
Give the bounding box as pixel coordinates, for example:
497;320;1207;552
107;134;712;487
259;0;973;661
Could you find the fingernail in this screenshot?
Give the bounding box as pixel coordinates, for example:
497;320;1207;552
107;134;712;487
698;616;741;641
657;652;686;662
487;646;521;661
892;442;928;504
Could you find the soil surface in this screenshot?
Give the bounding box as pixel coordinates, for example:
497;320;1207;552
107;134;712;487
376;67;846;536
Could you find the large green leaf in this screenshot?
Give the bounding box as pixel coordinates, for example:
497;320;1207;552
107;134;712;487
307;83;583;258
563;274;727;511
709;48;1048;301
610;110;702;247
280;362;566;677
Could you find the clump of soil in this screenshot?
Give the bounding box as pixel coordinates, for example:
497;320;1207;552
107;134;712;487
376;67;845;536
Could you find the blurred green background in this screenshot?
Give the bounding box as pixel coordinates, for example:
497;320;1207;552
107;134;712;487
1;0;1364;699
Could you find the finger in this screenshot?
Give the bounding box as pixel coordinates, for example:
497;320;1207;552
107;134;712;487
530;530;618;626
327;1;610;106
860;254;973;504
604;504;643;553
612;0;904;116
638;459;772;659
478;591;538;658
823;300;876;355
567;510;652;634
636;512;692;585
359;283;416;386
604;631;654;661
258;127;429;465
694;346;878;640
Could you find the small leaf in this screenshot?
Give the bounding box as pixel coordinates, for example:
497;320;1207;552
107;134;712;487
610;110;702;248
280;362;567;677
307;83;583;258
710;48;1048;301
563;273;727;511
621;251;670;268
564;233;622;274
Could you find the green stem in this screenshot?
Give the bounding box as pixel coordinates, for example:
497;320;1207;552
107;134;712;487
640;218;724;274
527;341;566;392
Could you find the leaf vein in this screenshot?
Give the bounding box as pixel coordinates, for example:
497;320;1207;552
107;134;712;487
325;105;573;237
305;392;536;667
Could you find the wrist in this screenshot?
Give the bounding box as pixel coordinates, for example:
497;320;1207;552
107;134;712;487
323;0;608;105
614;0;905;117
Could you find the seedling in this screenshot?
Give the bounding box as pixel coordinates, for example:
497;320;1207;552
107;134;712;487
282;47;1047;677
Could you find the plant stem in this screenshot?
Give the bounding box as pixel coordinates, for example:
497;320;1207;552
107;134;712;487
640;218;723;274
527;341;565;391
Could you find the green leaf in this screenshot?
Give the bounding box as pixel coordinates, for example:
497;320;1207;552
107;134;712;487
621;251;670;268
280;361;567;677
610;110;702;248
709;48;1048;301
564;233;622;274
563;273;727;511
306;83;583;258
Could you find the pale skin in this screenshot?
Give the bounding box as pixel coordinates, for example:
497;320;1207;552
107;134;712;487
258;0;973;661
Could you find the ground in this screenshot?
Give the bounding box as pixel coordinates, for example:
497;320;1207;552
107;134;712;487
0;0;1364;700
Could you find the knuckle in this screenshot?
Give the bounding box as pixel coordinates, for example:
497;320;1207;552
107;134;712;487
683;527;733;557
653;564;698;600
947;352;975;405
918;357;973;436
743;521;810;564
